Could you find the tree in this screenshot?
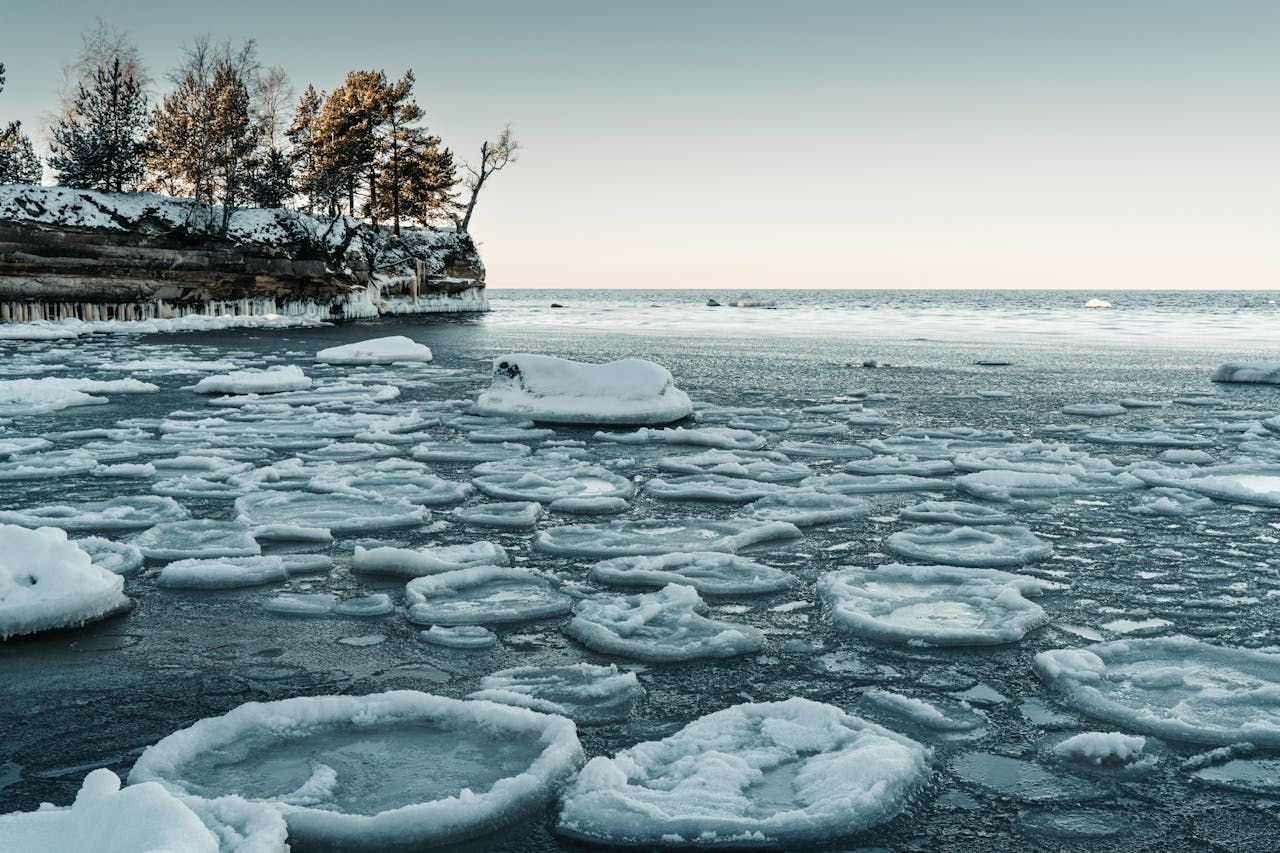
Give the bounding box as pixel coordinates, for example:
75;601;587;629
286;84;331;213
375;131;455;228
56;20;149;121
48;57;149;192
457;125;518;233
0;62;42;185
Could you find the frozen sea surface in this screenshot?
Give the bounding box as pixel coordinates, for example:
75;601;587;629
3;289;1280;850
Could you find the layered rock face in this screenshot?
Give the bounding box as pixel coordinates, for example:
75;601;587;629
0;186;486;323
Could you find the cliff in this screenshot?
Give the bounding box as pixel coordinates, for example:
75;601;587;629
0;185;488;325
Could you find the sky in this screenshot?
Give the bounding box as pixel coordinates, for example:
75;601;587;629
1;1;1277;290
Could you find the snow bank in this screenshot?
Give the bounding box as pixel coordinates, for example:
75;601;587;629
1211;362;1280;385
0;525;131;639
476;354;692;425
193;366;312;395
556;698;930;847
314;336;433;365
128;691;583;850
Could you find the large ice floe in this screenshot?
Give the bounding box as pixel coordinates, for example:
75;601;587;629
0;495;189;531
566;583;764;662
314;336;433;364
235;491;427;540
1211;361;1280;385
819;563;1062;646
556;698;931;848
1131;463;1280;508
474;353;692;425
0;525;132;639
405;566;571;625
1034;636;1280;746
469;663;645;724
885;524;1053;568
589;552;796;595
193;365;312;395
128;691;583;849
535;518;802;558
0;376;158;416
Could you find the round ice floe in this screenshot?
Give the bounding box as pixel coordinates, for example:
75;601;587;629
644;474;790;503
744;488;869;526
899;500;1013;526
1084;429;1213;448
314;335;432;364
549;496;630;514
193;365;311;395
819;563;1061;646
589;552;796;595
412;440;532;464
353;541;509;578
312;465;474;507
129;691;582;850
335;593;395;617
76;537;145;575
298;441;398;463
470;663;644;724
886;524;1052;568
472;458;634;502
536;518;802;558
0;450;97;480
420;625;498;649
1052;732;1146;766
0;495;189;532
1035;636;1280;746
476;354;692;425
157;556;289;589
803;473;956;494
566;583;763;662
658;449;812;483
846;456;955;477
595;426;765;451
1132;463;1280;507
776;440;873;459
1130;488;1214;517
263;592;337;615
134;520;261;562
236;492;427;540
452;501;544;529
1061;404;1127;418
405;566;571;625
0;525;132;639
556;697;930;848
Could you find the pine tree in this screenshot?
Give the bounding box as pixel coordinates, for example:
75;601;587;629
375;130;455;227
0;61;40;183
286;84;329;213
48;57;148;192
247;144;293;208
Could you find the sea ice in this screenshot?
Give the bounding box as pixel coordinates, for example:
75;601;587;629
775;441;873;459
472;458;634;502
644;474;790;503
1132;463;1280;507
1211;362;1280;385
452;501;544;529
334;593;395;617
314;335;433;364
352;541;509;578
193;365;312;394
819;563;1061;645
475;354;692;425
565;583;764;662
0;525;131;639
262;592;337;615
134;520;261;562
860;689;987;734
412;440;532;464
658;449;812;483
1061;404;1127;417
802;473;956;494
595;426;766;451
1052;732;1147;766
899;500;1014;526
157;556;289;589
556;698;930;848
76;536;144;575
885;524;1053;567
589;552;797;595
846;456;955;477
236;492;428;539
469;663;644;724
535;518;802;558
743;489;869;526
310;463;474;506
0;495;189;531
420;625;498;649
405;566;571;625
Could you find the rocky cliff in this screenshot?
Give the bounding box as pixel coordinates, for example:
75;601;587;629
0;185;488;324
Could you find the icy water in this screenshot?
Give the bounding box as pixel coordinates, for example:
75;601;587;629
2;288;1280;850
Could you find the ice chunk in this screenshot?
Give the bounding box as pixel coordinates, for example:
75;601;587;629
236;492;428;540
589;552;797;595
0;450;98;480
885;524;1053;567
0;377;157;416
314;335;432;364
75;536;144;575
952;752;1102;804
470;663;644;724
0;525;131;639
420;625;498;649
658;449;812;483
1132;463;1280;507
405;566;571;625
0;496;189;531
334;593;395;617
134;520;261;561
1211;362;1280;385
595;426;765;451
1061;404;1127;417
535;518;802;558
0;768;220;852
263;592;337;615
645;474;790;503
556;698;930;847
776;440;873;459
129;691;582;849
899;500;1013;526
353;541;509;578
549;496;630;514
846;456;955;477
743;489;869;526
193;365;311;394
861;689;987;733
475;354;692;425
412;440;532;464
819;563;1061;646
452;501;544;529
1131;488;1214;516
1052;732;1146;766
157;556;289;589
565;583;763;662
310;462;474;506
472;458;634;502
802;473;956;494
1034;636;1280;746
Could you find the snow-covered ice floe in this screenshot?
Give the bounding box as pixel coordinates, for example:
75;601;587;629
420;624;498;649
475;354;692;425
0;495;189;531
471;458;635;502
899;500;1013;526
566;583;764;662
589;552;796;595
469;663;644;724
819;563;1062;646
595;425;765;451
134;520;261;562
658;449;811;483
128;691;583;850
1052;732;1147;766
76;536;144;575
644;474;789;503
1132;463;1280;508
743;489;869;526
314;335;433;364
156;556;291;590
405;566;571;625
1211;362;1280;385
535;518;802;558
193;365;311;395
555;697;930;848
0;525;132;639
0;376;158;416
236;491;427;540
885;524;1053;568
1034;636;1280;746
452;501;544;529
352;541;509;577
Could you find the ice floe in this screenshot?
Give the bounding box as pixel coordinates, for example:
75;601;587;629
314;335;433;364
420;624;498;649
1132;463;1280;507
156;556;289;590
352;541;509;577
885;524;1053;567
775;440;873;459
134;520;261;562
565;583;764;662
535;518;802;558
802;473;956;495
469;663;644;724
0;377;157;416
193;365;312;395
76;536;145;575
743;489;869;526
0;495;189;531
595;426;766;451
899;500;1014;526
0;525;132;639
472;458;635;502
405;566;571;625
556;698;930;847
644;474;790;503
236;492;428;540
589;552;796;595
452;501;544;529
1052;732;1147;766
658;449;811;483
819;563;1062;646
1211;362;1280;385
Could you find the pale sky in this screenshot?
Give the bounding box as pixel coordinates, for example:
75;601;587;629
2;1;1277;289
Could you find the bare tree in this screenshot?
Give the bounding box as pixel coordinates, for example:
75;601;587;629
56;20;149;120
456;125;518;234
254;65;293;149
